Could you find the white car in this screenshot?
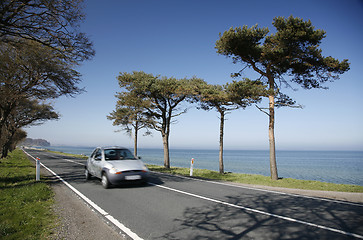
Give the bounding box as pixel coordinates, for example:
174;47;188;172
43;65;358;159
85;146;148;188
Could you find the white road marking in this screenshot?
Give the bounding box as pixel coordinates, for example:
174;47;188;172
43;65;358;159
149;182;363;239
23;149;143;240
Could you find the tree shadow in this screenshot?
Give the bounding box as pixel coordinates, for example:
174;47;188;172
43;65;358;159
159;193;363;239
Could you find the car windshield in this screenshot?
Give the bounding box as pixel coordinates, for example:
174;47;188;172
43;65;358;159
104;149;136;160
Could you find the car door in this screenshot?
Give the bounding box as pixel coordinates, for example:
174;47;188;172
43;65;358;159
92;148;103;178
88;149;98;176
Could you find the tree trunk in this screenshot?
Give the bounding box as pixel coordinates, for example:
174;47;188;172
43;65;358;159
268;94;278;180
133;121;138;157
219;111;225;174
0;102;17;156
0;106;12;143
162;132;170;168
2;141;10;158
1;131;14;159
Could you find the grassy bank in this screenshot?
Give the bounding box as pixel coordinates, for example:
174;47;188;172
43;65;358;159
0;149;56;239
147;165;363;193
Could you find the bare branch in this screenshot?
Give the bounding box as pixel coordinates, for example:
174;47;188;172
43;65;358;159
255;104;270;116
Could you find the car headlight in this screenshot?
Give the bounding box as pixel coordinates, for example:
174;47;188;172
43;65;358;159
109;167;122;174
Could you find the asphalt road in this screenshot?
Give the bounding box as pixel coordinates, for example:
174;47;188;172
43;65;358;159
24;149;363;240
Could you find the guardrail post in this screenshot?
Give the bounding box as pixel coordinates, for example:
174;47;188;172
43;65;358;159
190;158;194;176
36;157;40;181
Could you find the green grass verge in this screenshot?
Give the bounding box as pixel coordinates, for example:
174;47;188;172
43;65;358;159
0;149;57;240
147;164;363;193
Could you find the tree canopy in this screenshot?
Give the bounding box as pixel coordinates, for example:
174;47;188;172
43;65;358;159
116;71;204;168
216;16;349;88
1;98;58;158
0;0;94;61
0;40;83;100
0;0;93;158
113;72;266;171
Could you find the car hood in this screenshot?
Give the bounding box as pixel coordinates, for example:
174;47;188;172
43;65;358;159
105;160;147;172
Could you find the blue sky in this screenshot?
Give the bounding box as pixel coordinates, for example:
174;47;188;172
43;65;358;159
26;0;363;151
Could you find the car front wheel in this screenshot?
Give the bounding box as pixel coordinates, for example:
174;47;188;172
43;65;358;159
101;174;110;189
85;168;91;180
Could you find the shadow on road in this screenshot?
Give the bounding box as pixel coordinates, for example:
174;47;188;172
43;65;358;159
159;193;363;239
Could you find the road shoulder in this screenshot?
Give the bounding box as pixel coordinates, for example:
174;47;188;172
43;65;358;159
41;170;125;240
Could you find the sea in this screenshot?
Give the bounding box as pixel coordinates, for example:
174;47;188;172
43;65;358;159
41;146;363;186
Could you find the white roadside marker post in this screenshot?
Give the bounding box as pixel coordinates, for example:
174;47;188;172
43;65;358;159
36;157;40;181
190;158;194;176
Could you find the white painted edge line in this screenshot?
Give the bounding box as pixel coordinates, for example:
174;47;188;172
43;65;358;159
22;149;143;240
151;171;363;207
149;182;363;239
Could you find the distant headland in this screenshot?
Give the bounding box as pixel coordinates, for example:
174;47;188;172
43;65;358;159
21;138;50;147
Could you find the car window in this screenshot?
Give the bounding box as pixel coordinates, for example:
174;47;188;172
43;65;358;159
104;149;136;160
94;149;102;161
90;149;98;158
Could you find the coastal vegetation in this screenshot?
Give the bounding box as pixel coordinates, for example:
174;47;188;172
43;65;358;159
0;2;356;238
1;2;350;184
215;16;350;180
109;72;205;167
0;149;56;239
109;16;350;180
109;72;267;170
0;0;94;158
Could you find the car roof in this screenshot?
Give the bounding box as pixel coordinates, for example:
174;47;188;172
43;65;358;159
99;146;129;150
